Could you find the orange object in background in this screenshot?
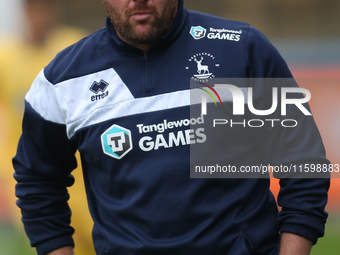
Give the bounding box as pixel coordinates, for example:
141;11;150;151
270;66;340;212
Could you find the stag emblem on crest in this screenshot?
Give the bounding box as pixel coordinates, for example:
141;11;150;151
187;52;218;82
193;56;213;79
194;56;210;75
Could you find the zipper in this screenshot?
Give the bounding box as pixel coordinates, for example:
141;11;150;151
143;52;150;95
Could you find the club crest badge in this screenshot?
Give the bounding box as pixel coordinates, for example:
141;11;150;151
185;52;220;82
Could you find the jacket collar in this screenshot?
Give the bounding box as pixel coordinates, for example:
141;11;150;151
106;0;187;53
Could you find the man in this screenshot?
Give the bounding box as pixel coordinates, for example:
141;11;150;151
13;0;329;255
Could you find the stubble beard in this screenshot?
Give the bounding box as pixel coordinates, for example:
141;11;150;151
103;0;178;45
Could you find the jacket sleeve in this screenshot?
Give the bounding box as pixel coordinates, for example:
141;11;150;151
245;26;330;244
13;70;78;255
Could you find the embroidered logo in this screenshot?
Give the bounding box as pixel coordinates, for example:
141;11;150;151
190;26;207;40
101;124;133;159
185;52;219;82
90;80;109;102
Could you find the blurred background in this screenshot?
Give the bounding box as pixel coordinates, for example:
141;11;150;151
0;0;339;254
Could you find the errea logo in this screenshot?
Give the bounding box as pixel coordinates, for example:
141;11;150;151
190;26;207;40
90;79;109;102
101;124;133;159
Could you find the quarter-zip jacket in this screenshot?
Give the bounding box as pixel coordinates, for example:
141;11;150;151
13;1;329;254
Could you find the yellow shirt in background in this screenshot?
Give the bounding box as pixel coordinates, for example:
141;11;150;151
0;26;95;255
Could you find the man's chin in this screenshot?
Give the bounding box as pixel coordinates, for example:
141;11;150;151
134;24;154;35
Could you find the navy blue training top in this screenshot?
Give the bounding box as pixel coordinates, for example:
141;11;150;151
13;1;329;254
